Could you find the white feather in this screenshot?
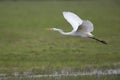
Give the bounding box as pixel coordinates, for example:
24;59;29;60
63;12;83;32
78;20;94;32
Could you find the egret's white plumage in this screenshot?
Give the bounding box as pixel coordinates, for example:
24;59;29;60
63;12;83;32
51;11;107;44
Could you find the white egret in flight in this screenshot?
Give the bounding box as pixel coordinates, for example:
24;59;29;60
51;11;107;44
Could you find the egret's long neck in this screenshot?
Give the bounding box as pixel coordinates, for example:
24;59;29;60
54;28;71;35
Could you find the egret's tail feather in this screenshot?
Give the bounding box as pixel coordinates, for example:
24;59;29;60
90;37;107;45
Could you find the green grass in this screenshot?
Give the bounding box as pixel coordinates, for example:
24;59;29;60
2;75;120;80
0;0;120;77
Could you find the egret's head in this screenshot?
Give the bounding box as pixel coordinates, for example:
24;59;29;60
46;28;55;31
49;28;59;31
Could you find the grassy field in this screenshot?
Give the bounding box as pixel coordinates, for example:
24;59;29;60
1;75;120;80
0;0;120;79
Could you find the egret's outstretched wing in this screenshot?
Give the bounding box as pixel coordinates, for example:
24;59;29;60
78;20;94;32
63;12;83;32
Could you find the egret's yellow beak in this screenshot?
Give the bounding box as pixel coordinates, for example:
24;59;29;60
46;28;52;30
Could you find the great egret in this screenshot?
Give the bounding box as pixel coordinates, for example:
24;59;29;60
51;11;107;44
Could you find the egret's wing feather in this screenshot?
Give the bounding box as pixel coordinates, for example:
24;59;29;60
78;20;94;32
63;12;83;31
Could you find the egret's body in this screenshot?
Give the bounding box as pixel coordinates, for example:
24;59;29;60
52;12;107;44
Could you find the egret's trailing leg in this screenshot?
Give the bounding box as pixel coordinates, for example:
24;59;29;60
90;37;107;45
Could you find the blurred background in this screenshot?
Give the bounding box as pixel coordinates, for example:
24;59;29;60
0;0;120;79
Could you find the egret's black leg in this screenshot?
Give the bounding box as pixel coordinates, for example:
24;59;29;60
90;37;107;45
